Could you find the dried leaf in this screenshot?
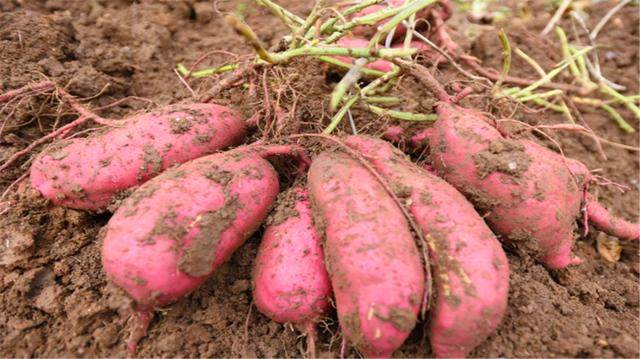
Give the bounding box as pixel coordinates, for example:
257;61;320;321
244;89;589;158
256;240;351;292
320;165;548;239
597;233;621;262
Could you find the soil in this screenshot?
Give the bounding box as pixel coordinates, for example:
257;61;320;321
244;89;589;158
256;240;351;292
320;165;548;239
0;0;638;358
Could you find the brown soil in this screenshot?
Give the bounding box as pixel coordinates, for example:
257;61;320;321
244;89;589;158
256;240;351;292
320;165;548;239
0;0;638;358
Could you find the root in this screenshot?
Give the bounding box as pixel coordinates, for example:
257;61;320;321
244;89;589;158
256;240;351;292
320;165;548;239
126;308;153;355
262;68;273;139
0;81;56;103
0;170;29;216
305;324;317;359
0;85;110;173
242;302;253;355
394;59;451;103
425;10;585;93
460;54;584;93
251;143;312;173
199;63;259;102
586;195;640;240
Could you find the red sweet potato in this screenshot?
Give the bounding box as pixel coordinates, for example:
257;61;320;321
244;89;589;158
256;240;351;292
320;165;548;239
419;102;639;269
101;144;307;352
253;187;332;354
31;103;246;211
308;151;424;358
345;135;509;358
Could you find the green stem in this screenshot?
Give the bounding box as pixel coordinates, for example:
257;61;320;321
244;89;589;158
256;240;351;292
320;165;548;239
177;63;239;78
600;83;640;120
368;0;436;46
306;0;382;38
226;15;275;63
317;56;385;77
516;89;563;102
402;13;416;49
364;96;401;105
556;26;582;79
195;64;240;78
601;103;635;133
256;0;304;32
324;95;360;134
571;45;591;81
495;29;511;90
501;87;521;96
510;46;592;98
331;58;367;110
324;5;407;44
373;78;397;94
366;104;437;121
269;46;416;63
528;97;566;112
558;98;575;123
324;67;400;133
292;0;324;48
177;63;190;77
514;48;545;77
362;66;400;95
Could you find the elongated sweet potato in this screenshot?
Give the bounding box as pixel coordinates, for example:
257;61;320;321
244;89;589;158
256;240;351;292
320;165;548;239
101;144;307;352
31;103;246;211
308;151;424;358
420;102;639;268
253;187;332;354
345;135;509;358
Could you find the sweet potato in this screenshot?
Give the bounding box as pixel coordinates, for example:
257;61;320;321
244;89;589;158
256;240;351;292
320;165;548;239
308;151;424;358
345;135;509;358
31;103;246;211
253;187;332;354
419;102;639;268
101;144;308;352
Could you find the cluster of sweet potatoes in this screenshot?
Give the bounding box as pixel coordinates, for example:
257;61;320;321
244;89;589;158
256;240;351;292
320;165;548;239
22;91;512;357
22;101;639;358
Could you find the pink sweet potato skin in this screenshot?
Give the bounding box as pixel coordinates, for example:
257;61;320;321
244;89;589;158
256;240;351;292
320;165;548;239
308;151;424;358
426;103;588;269
345;135;509;358
31;103;246;211
101;147;278;308
253;187;332;327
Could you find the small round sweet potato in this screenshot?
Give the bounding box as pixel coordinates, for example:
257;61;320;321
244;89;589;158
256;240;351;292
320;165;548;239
253;187;332;353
